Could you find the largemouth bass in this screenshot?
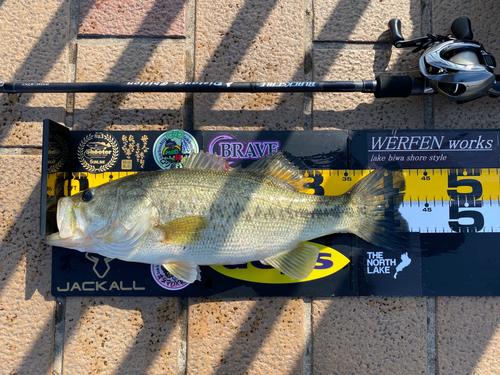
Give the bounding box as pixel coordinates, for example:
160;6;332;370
47;152;408;283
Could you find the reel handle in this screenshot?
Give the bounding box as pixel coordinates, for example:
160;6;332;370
388;19;433;50
451;17;473;40
388;19;405;46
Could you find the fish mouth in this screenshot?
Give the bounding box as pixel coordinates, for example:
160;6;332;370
46;197;87;247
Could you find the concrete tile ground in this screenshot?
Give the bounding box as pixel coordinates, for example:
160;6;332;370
0;0;67;146
436;298;500;375
188;297;304;374
74;42;186;130
194;0;305;130
313;297;427;374
0;155;54;374
63;297;182;374
313;0;421;41
79;0;187;37
0;0;499;374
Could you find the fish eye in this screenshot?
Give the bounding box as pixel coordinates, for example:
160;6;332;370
82;189;94;202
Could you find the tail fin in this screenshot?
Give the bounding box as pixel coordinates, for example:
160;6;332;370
349;163;409;251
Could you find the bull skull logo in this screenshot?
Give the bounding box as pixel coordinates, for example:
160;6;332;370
85;253;113;279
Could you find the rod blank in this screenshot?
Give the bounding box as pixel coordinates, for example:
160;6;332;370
0;76;429;97
0;80;377;94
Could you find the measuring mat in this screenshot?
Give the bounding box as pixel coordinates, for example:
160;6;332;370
42;120;500;297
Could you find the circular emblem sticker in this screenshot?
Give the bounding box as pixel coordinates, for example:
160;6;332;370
47;133;69;173
151;265;190;290
153;130;199;169
77;133;119;173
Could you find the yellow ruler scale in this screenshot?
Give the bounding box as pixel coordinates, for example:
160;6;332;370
47;171;138;197
312;168;500;200
305;169;369;196
304;168;500;233
47;169;500;199
47;168;500;233
403;168;500;202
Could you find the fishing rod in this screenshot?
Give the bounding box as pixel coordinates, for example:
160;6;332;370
1;17;498;102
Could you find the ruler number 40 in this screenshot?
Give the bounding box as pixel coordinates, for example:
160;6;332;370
447;172;484;233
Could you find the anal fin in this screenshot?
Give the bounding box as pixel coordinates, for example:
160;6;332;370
262;242;319;280
163;262;201;284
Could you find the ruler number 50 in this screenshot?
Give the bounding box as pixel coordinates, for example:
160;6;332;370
447;172;484;233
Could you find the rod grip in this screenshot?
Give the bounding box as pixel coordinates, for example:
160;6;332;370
388;19;404;45
375;75;420;98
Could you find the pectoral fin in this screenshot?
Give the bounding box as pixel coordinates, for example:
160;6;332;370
262;242;319;279
158;216;208;246
163;262;201;284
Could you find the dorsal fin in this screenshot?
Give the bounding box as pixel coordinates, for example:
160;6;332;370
183;151;308;191
244;151;308;191
182;151;231;171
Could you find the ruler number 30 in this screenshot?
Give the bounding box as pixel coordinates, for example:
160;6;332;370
447;173;484;233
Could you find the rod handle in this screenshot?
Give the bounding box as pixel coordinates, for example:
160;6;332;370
375;75;424;98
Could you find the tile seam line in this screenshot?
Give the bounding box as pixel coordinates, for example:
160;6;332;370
178;297;189;375
302;297;313;375
184;0;196;132
76;37;187;45
421;0;434;131
427;296;437;375
0;148;42;155
313;41;394;50
65;0;79;129
303;0;313;131
53;297;66;375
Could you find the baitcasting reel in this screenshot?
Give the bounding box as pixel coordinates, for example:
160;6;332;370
389;17;499;102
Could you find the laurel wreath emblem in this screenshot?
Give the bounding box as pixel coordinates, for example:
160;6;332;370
77;133;119;173
48;133;69;173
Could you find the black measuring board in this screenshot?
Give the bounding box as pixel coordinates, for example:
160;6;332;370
42;120;500;297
